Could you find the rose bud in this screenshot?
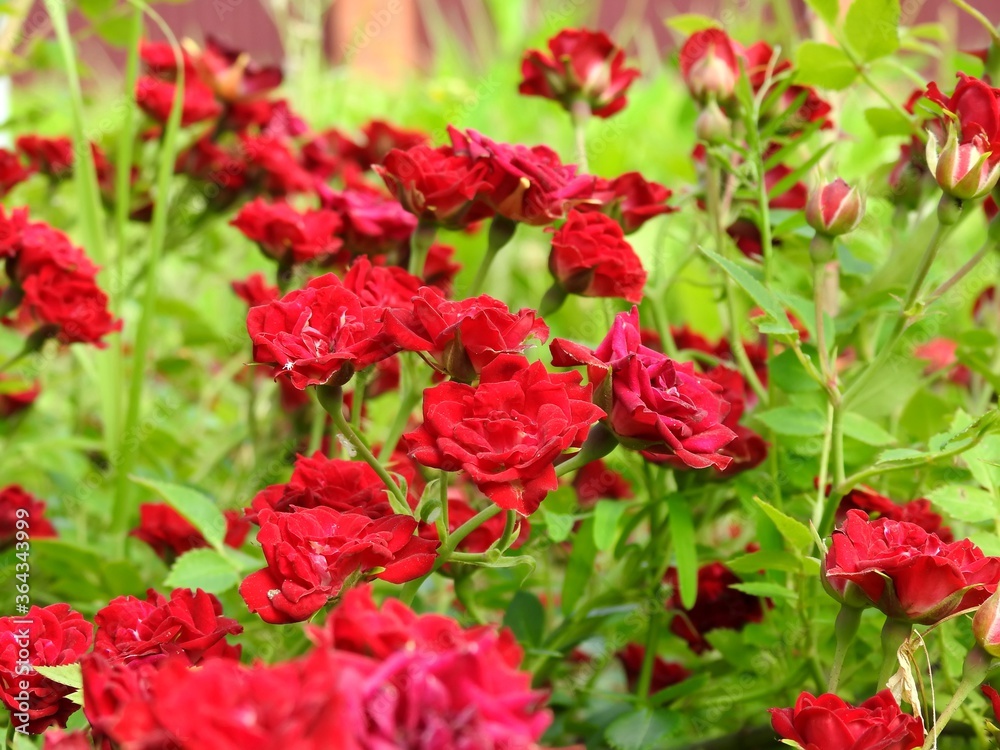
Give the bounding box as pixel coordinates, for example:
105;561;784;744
974;589;1000;657
806;179;865;237
695;99;732;144
926;127;1000;201
679;29;741;102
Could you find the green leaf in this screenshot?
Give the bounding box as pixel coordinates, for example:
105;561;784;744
503;591;546;647
754;498;813;552
755;406;826;437
667;494;698;609
727;549;803;574
164;548;242;594
864;107;914;136
795;42;858;90
698;246;796;335
804;0;839;25
562;517;598;616
34;663;82;689
593;500;628;551
844;0;900;61
769;348;822;393
842;412;897;446
729;582;798;601
605;707;678;750
131;476;228;551
541;509;575;544
664;13;721;35
927;485;997;524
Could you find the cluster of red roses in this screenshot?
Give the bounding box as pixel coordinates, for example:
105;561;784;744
0;208;120;352
0;586;559;749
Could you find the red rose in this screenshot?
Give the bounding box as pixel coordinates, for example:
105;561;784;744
926;73;1000;153
702;365;768;477
837;487;952;542
0;604;93;733
140;39;197;79
404;354;604;515
548;210;647;303
351;119;428;169
518;28;640;118
40;730;91;749
240;506;438;623
16;263;122;347
80;654;164;748
384;286;549;382
231;272;278;307
16;136;74;179
319;186;418;254
765;161;809;210
246;273;395;390
665;562;765;653
914;338;971;387
224;98;306;137
421;241;462;292
94;588;242;665
679;29;741;101
984;685;1000;723
375;143;493;229
131;503;250;560
615;644;690;694
230;198;345;265
572;459;633;506
449;127;595;225
301;128;359;180
246;451;393;523
0;376;40;418
190;35;283;102
581;171;675;233
239;134;315;196
742;41;832;131
822;509;1000;623
551;307;737;469
135;75;221;126
341;256;422;311
0;484;56;547
0;148;33;197
770;690;924;750
175;138;248;206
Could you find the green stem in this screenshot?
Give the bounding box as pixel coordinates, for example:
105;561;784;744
842;220;951;407
947;0;1000;44
377;379;421;462
923;647;994;749
926;241;994;304
828;605;862;693
408;219;437;277
813;402;835;530
571;99;590;172
307;394;326;455
877;619;913;689
319;387;410;516
469;216;517;297
636;607;661;701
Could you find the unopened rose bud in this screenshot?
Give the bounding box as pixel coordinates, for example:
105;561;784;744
974;589;1000;657
806;179;865;237
679;29;740;103
926;128;1000;201
695;100;732;144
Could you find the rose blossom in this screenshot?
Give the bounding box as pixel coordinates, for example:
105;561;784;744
836;487;952;542
572;459;633;506
246;273;395;390
679;29;740;101
551;307;737;469
0;484;56;547
616;644;690;694
230;198;345;265
665;561;765;653
0;604;93;732
580;171;675;233
16;136;74;179
404;354;604;515
188;35;283;102
0;148;33;197
822;509;1000;623
384;286;549;382
130;503;250;560
0;376;40;418
94;588;242;664
770;690;924;750
135;75;221;126
319;186;419;255
518;28;640;118
239;506;438;623
548;210;647;303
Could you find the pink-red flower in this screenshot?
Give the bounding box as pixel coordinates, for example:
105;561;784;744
405;354;604;515
837;487;952;542
572;459;633;506
135;75;222;126
230;198;344;265
319;186;418;254
246;273;395;390
384;286;549;382
0;484;56;548
551;307;737;469
679;29;740;101
0;604;93;733
240;507;438;623
822;509;1000;623
94;588;242;665
548;210;647;302
16;136;74;179
0;149;33;196
188;35;283;103
519;28;640;118
770;690;924;750
616;644;690;694
581;171;675;233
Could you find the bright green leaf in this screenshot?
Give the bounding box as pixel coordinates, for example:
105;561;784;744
754;498;813;552
796;42;858;90
844;0;900;61
864;107;914;136
755;406;826;437
593;500;628;551
842;412;897;446
699;246;796;335
667;494;698;609
131;476;228;551
727;549;803;575
730;582;798;600
804;0;839;25
605;707;678;750
503;591;546;647
164;548;241;594
562;517;597;616
34;663;82;689
927;485;997;524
